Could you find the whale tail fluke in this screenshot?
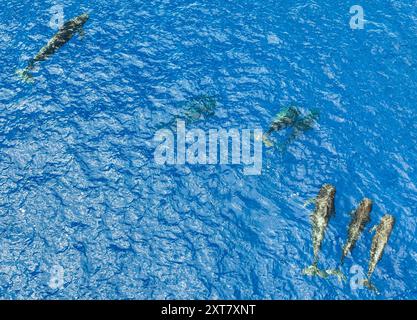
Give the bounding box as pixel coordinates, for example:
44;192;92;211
262;134;274;148
363;279;379;294
302;265;328;278
16;68;35;84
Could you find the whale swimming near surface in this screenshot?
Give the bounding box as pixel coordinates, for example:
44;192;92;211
262;106;320;150
278;109;320;152
182;94;217;124
262;106;300;147
326;198;373;281
341;198;373;264
363;214;395;291
162;94;218;131
16;13;89;83
303;184;336;278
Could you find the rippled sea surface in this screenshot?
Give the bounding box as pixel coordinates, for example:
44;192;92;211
0;0;416;299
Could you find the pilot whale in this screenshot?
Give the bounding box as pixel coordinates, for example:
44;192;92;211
262;106;300;147
303;184;336;278
17;13;89;82
363;214;395;291
341;198;373;264
326;198;373;281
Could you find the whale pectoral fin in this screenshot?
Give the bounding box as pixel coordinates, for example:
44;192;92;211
303;197;316;208
363;280;379;294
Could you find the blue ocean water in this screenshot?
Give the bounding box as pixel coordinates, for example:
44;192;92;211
0;0;416;299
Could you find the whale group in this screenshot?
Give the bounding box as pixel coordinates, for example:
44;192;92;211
303;183;395;292
263;106;320;151
16;12;398;295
